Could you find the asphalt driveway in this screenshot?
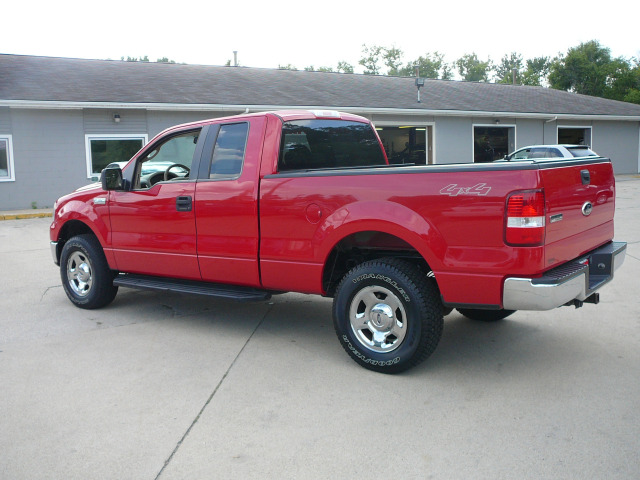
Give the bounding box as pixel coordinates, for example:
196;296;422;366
1;176;639;479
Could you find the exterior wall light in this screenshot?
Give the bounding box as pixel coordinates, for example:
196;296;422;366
113;113;121;123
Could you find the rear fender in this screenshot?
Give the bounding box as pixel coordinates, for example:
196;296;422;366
316;200;446;271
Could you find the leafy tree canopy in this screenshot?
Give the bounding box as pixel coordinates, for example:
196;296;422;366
495;52;523;84
521;57;551;86
549;40;639;103
398;52;452;80
120;56;176;63
455;53;493;82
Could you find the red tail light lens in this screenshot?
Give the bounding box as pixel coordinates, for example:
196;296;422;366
505;190;546;246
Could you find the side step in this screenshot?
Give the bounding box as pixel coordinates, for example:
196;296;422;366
113;274;272;302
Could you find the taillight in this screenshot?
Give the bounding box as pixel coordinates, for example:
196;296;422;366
505;190;546;246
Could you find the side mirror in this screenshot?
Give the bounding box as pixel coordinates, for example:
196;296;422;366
101;166;123;191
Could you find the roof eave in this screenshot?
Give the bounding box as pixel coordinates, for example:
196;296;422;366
2;99;640;122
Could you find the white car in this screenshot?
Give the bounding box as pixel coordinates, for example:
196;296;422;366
503;144;598;161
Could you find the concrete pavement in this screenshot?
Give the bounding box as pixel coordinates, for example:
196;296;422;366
1;177;639;479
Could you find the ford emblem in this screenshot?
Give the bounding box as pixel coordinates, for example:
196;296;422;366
582;202;593;216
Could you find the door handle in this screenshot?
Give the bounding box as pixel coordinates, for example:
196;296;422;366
580;170;590;185
176;196;192;212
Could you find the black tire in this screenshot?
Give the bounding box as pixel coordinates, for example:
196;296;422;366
332;258;443;374
456;308;515;322
60;234;118;309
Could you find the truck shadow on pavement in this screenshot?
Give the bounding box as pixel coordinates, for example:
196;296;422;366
107;289;590;378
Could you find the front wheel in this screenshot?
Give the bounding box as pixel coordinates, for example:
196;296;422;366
332;258;444;374
60;234;118;309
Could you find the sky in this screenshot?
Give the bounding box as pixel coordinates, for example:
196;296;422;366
2;0;638;76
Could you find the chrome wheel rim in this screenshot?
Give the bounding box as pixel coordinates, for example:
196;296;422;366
66;251;93;297
349;285;407;353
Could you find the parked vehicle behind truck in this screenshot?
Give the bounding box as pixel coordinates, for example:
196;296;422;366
50;110;626;373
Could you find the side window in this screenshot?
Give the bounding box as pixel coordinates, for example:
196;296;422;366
136;129;200;189
546;148;563;158
278;119;386;171
512;148;531;160
528;148;547;159
209;123;248;180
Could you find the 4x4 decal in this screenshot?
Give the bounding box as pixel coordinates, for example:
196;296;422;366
440;183;491;196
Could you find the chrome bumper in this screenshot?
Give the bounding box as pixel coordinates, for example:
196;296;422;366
503;241;627;311
51;241;59;266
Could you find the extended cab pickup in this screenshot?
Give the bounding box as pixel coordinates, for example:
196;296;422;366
50;110;626;373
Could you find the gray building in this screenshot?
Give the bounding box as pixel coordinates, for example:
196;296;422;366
1;54;639;210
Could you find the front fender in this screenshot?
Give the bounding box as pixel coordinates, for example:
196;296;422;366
50;191;113;267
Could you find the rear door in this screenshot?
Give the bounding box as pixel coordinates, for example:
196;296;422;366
194;116;266;287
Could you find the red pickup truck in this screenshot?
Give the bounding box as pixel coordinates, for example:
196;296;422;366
50;110;626;373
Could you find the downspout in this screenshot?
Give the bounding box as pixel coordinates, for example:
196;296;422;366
544;116;558;144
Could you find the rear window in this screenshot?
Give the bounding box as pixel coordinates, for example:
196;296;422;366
278;119;386;171
567;147;597;157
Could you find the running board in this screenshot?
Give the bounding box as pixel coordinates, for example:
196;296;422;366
113;274;272;302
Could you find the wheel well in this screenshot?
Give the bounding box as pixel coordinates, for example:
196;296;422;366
55;220;96;260
322;231;432;296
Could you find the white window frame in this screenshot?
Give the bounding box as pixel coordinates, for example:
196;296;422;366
85;134;148;179
0;134;15;182
472;123;517;163
373;122;436;164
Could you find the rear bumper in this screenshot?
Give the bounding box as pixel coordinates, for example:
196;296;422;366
503;241;626;311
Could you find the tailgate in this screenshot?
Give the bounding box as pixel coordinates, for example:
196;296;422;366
539;158;616;269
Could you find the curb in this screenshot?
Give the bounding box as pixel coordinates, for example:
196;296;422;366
0;212;53;221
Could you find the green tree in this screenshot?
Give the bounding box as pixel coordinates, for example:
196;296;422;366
358;44;410;76
604;58;640;104
120;56;177;63
336;61;354;73
622;59;640;104
496;52;523;84
359;44;385;75
383;46;404;76
548;40;620;97
521;56;551;86
455;53;493;82
121;56;150;62
304;66;335;72
399;52;451;79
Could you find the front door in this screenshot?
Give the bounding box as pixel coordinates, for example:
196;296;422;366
109;128;204;279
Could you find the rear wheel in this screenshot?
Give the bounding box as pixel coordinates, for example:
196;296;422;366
333;258;443;373
456;308;515;322
60;234;118;309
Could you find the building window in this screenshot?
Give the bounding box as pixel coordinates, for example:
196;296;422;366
558;127;592;146
376;126;434;164
0;135;15;182
85;134;147;178
473;126;515;163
